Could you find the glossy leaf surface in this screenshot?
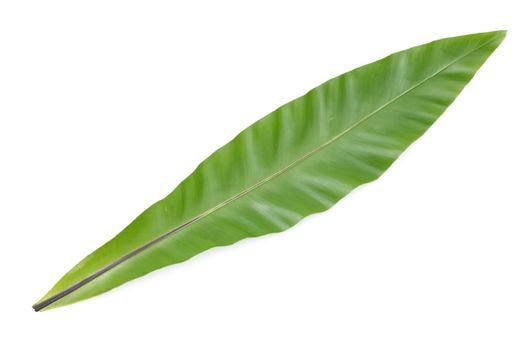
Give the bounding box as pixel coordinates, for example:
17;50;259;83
34;31;505;311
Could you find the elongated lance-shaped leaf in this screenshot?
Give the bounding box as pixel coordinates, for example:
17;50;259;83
33;31;505;311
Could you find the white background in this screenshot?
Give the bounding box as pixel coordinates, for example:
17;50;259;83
1;1;524;349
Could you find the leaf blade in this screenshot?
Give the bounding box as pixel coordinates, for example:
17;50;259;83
34;30;505;311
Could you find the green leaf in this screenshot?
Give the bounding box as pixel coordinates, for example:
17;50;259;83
33;30;505;311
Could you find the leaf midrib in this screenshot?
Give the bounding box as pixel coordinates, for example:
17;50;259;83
34;37;496;311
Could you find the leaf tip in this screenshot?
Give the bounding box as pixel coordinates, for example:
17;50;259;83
491;29;507;41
